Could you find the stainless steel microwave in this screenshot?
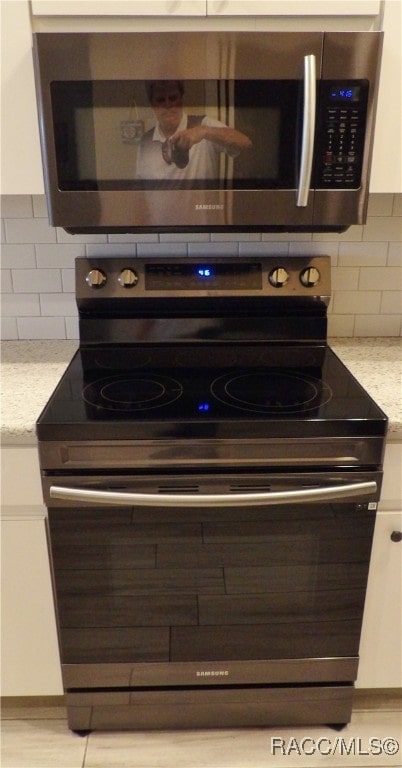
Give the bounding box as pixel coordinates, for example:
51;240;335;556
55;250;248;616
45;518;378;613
33;31;383;234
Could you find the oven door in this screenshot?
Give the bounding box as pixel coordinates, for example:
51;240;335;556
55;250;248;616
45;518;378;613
44;470;380;692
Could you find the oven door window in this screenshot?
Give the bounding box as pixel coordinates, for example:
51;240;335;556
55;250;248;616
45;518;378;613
50;79;300;192
49;500;374;666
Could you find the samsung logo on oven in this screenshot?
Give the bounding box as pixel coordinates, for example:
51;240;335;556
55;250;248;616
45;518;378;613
196;670;229;677
195;204;224;211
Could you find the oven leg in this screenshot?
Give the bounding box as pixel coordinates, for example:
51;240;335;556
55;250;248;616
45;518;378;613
73;729;91;737
327;723;348;731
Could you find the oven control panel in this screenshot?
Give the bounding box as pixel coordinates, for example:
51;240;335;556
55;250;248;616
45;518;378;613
77;256;331;300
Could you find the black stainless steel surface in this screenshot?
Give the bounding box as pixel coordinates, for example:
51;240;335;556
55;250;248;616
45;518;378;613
33;31;382;234
37;255;387;731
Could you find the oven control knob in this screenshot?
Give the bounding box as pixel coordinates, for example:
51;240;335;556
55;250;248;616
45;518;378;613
269;267;289;288
86;269;107;289
300;266;320;287
118;269;139;288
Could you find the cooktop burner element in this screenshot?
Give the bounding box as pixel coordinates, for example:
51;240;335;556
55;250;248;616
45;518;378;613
83;374;183;411
211;370;332;413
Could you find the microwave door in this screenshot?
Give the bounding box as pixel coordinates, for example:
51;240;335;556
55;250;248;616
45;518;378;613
34;31;327;232
43;74;318;231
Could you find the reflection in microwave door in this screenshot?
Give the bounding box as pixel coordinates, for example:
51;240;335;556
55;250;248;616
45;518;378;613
120;120;144;144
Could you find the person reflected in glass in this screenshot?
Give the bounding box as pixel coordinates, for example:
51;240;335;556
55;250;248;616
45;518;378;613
136;80;252;183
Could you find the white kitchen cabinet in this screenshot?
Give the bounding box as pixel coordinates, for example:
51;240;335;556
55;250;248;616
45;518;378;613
357;442;402;688
1;515;63;696
207;1;381;16
0;1;44;194
1;446;63;696
370;0;402;193
357;510;402;688
32;0;381;15
31;1;207;14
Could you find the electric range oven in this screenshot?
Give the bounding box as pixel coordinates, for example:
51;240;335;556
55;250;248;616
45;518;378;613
36;255;387;732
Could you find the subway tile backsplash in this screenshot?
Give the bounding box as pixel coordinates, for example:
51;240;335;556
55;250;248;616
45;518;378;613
1;193;401;340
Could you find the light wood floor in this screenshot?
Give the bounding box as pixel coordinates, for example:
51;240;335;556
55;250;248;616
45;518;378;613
1;691;401;767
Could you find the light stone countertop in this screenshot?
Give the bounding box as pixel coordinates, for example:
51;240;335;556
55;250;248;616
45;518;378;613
1;338;401;445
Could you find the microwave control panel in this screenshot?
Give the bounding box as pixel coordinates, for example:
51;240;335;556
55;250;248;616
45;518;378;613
314;80;369;190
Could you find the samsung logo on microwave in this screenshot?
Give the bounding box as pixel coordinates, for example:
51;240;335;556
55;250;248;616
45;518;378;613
195;204;224;211
196;670;229;677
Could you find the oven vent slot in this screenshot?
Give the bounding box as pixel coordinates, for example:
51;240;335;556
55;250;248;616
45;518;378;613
230;484;272;492
158;484;200;494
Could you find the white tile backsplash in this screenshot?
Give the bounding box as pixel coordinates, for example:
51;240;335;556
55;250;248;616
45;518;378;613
160;232;210;243
211;232;261;242
354;314;401;337
239;241;288;256
263;231;312;242
393;195;402;217
4;217;56;244
362;216;402;242
330;267;360;291
1;193;401;340
1;195;33;218
332;290;382;315
313;225;363;242
338;241;388;265
366;193;394;216
32;195;49;218
380;291;402;314
1;270;13;293
17;316;67;340
65;315;79;340
85;243;138;257
388;242;402;265
61;269;75;293
1;317;18;339
358;266;402;291
289;241;339;260
1;244;36;269
55;228;107;244
35;244;85;268
2;293;40;317
11;268;62;294
327;314;355;337
39;293;76;317
137;241;188;257
187;241;239;256
108;232;158;243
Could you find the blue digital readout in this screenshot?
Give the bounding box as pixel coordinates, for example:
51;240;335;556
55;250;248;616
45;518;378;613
197;267;212;278
198;402;210;412
330;87;356;100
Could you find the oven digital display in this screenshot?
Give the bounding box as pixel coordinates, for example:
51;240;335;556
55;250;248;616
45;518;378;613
145;263;262;290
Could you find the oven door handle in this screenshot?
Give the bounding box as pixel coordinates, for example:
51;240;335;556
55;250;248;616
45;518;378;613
49;481;377;507
297;53;316;208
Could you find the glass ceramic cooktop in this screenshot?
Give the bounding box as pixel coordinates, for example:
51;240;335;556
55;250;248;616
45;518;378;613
36;345;387;442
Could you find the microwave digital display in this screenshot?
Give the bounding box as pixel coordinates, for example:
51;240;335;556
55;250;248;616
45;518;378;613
330;86;361;101
50;79;299;191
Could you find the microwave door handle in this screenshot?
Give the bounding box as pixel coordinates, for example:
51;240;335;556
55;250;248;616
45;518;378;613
49;481;377;507
297;54;316;207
